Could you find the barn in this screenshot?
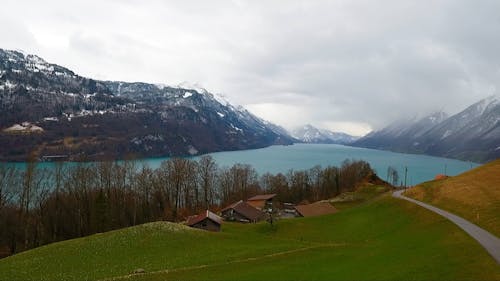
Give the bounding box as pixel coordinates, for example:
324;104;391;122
294;201;338;217
246;194;277;211
221;200;265;223
186;210;223;232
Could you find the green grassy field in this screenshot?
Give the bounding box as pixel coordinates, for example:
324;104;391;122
0;188;498;281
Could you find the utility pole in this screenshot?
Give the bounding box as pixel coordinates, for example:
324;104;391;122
444;164;447;176
404;166;408;189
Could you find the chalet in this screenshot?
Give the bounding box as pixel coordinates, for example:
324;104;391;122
186;210;222;232
294;201;338;217
246;194;277;211
221;200;265;223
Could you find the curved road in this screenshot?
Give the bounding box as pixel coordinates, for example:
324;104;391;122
393;190;500;264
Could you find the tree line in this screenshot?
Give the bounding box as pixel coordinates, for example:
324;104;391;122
0;156;374;257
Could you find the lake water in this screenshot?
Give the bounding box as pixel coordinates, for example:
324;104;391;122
143;144;477;185
8;144;478;186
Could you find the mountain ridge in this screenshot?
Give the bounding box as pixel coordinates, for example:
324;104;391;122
291;124;358;144
352;96;500;162
0;48;294;161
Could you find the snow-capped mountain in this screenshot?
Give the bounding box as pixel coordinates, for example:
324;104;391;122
352;96;500;162
0;48;294;161
291;124;358;144
355;111;448;149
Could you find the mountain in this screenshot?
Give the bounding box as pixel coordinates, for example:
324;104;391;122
354;111;448;152
352;96;500;162
291;124;358;144
0;48;294;161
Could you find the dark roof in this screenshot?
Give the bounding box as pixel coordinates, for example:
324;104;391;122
186;210;223;226
247;194;277;201
221;201;264;221
221;200;244;212
295;202;338;217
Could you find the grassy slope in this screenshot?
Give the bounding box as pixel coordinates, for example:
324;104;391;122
404;159;500;236
0;187;498;281
136;195;500;281
0;222;310;281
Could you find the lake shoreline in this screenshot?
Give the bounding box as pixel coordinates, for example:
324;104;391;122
3;143;479;186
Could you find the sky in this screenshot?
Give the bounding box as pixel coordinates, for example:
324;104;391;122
1;0;499;136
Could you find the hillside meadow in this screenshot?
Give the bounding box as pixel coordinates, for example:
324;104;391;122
405;159;500;236
0;186;498;281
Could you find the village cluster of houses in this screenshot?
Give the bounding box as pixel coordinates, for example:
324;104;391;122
185;194;338;232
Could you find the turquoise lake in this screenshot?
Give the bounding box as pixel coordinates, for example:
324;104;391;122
8;144;478;186
136;144;477;186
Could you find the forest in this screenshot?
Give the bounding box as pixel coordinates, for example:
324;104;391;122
0;156;374;257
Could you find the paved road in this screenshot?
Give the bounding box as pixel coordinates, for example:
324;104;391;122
393;190;500;264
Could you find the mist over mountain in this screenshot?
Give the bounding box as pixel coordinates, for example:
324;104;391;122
291;124;358;144
352;96;500;162
0;48;294;161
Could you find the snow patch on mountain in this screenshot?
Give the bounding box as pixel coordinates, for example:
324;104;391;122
352;95;500;162
292;124;359;144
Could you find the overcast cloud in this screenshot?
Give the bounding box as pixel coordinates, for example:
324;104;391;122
1;0;499;135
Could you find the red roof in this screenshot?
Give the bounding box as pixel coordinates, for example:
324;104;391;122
186;210;222;226
247;194;277;201
434;174;449;180
295;202;338;217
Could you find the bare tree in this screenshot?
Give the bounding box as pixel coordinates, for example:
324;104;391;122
0;163;19;211
197;155;217;209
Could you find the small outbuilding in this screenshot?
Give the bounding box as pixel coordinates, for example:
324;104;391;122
295;201;338;217
246;194;277;210
434;174;449;180
221;200;265;223
186;210;222;232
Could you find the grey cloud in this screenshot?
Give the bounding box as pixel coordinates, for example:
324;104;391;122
1;0;499;135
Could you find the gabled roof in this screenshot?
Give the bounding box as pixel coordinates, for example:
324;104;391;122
295;202;338;217
221;200;244;212
247;194;277;201
221;200;264;221
186;210;223;226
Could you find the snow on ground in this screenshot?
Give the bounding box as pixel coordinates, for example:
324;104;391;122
178;81;207;94
442;130;452;139
187;145;199;155
3;123;44;133
1;81;17;89
183;92;193;98
155;83;167;90
4;124;26;131
230;123;243;132
211;92;230;106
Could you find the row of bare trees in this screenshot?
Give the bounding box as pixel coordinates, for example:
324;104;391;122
0;157;374;257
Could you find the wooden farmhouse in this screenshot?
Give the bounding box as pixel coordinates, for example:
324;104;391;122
221;200;265;223
186;210;222;232
294;201;338;217
246;194;277;211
